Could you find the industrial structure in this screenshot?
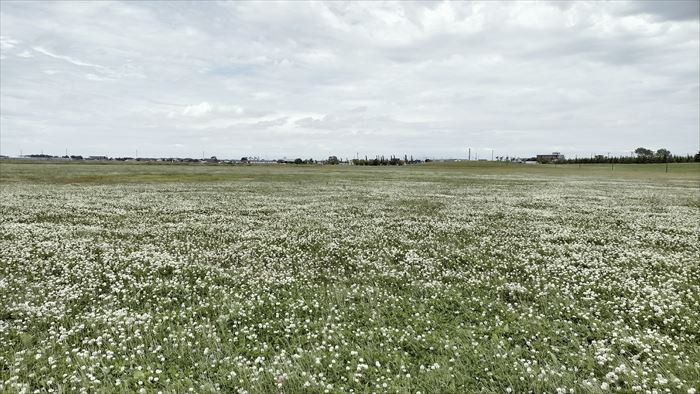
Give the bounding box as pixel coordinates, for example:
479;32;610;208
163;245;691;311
536;152;565;162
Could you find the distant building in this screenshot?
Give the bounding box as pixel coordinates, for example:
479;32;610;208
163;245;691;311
87;155;109;160
536;152;565;162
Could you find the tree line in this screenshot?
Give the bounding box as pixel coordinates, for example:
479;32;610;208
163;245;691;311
351;155;425;166
277;155;427;165
559;148;699;164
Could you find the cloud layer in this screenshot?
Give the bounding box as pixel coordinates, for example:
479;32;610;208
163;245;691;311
1;1;698;159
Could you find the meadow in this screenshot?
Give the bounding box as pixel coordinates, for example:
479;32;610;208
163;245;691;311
1;161;698;393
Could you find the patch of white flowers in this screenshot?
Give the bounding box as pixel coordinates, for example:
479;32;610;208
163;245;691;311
0;173;698;392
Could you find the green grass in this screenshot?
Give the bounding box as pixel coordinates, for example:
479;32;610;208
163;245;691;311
1;160;698;185
0;161;698;393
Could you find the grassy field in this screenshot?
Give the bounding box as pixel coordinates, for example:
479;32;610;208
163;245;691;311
1;161;698;184
1;161;699;393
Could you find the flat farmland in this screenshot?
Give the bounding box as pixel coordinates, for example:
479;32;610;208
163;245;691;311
1;161;698;393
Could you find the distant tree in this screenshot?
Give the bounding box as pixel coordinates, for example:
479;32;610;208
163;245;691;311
695;151;700;162
634;147;654;157
306;158;315;164
294;158;303;164
241;157;248;162
327;155;340;165
655;148;671;160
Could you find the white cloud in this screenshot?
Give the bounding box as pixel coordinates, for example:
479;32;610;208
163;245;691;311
32;46;106;69
85;73;112;81
216;105;244;115
0;35;18;50
182;102;213;117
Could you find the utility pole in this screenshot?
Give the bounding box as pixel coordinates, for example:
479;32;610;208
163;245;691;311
468;147;471;161
609;152;613;171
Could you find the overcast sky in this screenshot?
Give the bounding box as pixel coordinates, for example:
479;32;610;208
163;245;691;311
1;1;698;159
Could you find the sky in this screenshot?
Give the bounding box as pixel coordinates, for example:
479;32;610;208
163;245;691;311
1;1;698;160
